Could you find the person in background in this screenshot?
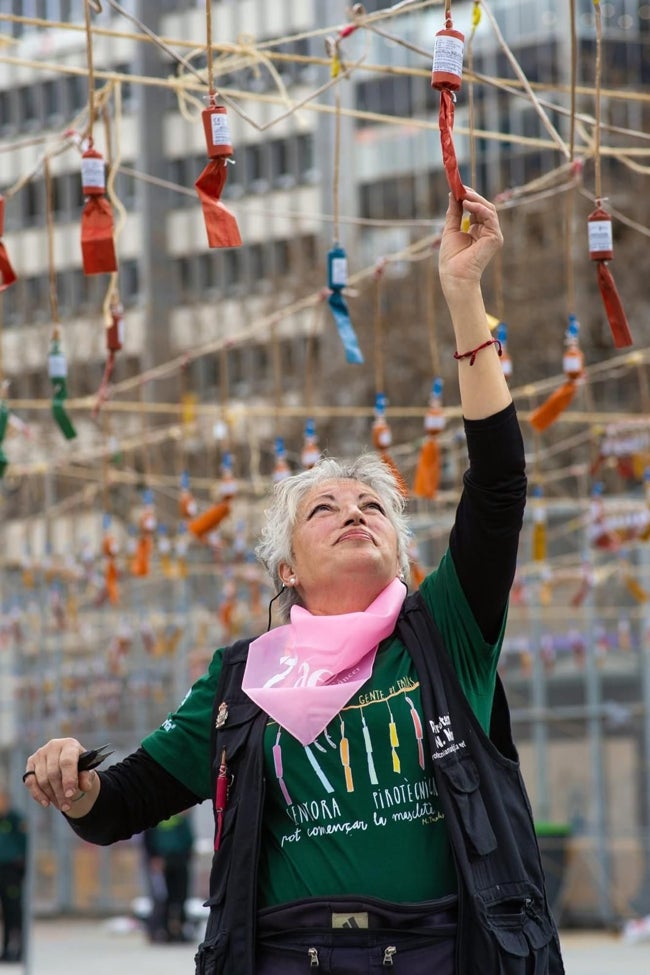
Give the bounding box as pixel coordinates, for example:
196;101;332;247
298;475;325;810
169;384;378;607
22;190;565;974
142;811;195;944
0;780;27;964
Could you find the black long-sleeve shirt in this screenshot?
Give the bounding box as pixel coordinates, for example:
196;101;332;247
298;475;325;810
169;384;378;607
68;403;526;845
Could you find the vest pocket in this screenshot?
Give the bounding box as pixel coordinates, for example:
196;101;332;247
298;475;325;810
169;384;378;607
438;757;497;855
194;929;229;975
475;882;555;974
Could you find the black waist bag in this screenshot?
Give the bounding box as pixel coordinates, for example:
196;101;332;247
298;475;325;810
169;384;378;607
397;592;565;975
255;894;457;975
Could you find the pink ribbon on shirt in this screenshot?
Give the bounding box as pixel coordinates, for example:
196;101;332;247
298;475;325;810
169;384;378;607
242;577;406;745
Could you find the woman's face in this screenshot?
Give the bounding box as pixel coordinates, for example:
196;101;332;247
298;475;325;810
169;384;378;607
281;478;400;613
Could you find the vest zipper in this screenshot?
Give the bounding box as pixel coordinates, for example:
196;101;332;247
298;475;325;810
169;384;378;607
248;726;267;973
382;945;397;965
308;946;320;967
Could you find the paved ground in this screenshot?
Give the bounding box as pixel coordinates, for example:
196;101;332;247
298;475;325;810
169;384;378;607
4;917;650;974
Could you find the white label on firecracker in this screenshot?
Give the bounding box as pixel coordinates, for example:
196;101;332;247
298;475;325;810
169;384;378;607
424;413;445;433
81;157;105;190
116;316;125;344
330;256;347;287
563;352;582;374
432;35;464;77
588;220;612;254
48;354;67;379
377;429;391;448
210;112;232;146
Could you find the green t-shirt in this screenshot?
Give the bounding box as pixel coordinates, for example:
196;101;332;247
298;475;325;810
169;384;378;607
143;551;504;906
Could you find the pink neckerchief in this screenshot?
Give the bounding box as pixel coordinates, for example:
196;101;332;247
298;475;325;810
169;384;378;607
242;577;407;745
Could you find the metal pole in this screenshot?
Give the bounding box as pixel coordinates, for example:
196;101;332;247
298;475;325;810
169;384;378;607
531;603;551;821
584;553;613;924
633;544;650;914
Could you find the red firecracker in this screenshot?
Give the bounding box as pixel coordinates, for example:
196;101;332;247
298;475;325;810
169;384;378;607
431;7;466;201
0;196;17;291
195;99;242;249
80;142;117;274
588;204;632;348
94;297;124;415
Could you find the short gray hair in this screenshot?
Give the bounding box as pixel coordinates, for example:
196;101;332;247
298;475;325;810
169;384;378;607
255;453;411;622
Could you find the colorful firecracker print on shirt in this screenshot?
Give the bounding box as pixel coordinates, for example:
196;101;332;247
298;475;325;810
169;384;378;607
142;550;504;906
256;636;455;906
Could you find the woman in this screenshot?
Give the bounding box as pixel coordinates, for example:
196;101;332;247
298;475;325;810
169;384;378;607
23;191;564;974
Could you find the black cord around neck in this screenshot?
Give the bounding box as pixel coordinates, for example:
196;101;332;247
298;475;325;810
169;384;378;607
266;585;285;632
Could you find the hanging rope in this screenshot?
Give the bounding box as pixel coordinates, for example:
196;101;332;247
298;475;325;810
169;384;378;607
44;159;59;328
373;258;386;395
465;1;482;190
587;0;632;349
94;88;126;415
83;0;97;142
324;34;364;364
206;0;215;97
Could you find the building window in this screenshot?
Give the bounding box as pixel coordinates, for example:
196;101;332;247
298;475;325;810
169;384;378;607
23;179;43;227
42;79;62;125
222;248;243;294
2;276;20;325
25;274;49;322
297;133;317;183
245;143;270;193
67;74;87;115
271;137;296;189
113;168;136;209
197;252;220;294
120;259;140;304
0;90;14;132
19;86;39;130
273;239;291;278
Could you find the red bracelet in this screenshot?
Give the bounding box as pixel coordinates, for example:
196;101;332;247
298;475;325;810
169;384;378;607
453;337;502;366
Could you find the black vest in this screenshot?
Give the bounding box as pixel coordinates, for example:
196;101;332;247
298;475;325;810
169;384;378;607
195;592;565;975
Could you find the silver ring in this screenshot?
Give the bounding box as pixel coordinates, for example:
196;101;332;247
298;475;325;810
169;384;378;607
22;770;36;783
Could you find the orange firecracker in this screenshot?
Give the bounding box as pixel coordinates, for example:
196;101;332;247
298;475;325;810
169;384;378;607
529;316;584;432
413;378;445;499
272;437;291;482
179;470;198;520
372;393;408;496
301;419;321;469
188;453;237;539
531;485;547;562
102;513;119;604
131;489;156;576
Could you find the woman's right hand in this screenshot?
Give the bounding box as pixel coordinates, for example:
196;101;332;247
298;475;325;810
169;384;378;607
23;738;101;815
